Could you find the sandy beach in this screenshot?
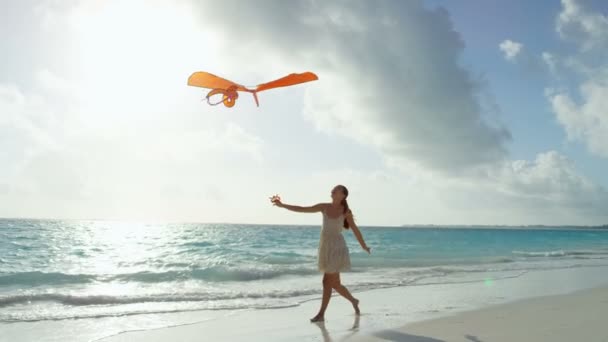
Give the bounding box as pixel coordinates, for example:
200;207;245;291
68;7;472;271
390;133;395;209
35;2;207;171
353;286;608;342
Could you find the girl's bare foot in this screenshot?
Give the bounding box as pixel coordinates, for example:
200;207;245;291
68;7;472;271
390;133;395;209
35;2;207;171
310;314;325;322
352;298;360;315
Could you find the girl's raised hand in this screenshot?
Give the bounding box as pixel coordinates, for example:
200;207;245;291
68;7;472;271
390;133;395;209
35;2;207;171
269;194;283;207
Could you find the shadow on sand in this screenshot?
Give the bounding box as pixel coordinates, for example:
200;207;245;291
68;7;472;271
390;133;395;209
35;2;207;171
313;315;455;342
370;329;446;342
313;315;360;342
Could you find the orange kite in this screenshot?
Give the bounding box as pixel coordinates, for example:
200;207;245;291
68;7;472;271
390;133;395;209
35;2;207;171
187;71;318;108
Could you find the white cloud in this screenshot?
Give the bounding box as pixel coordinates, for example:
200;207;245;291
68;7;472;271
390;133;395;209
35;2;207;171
499;39;524;61
545;0;608;158
542;52;558;74
222;123;265;163
193;0;512;173
431;150;608;225
280;151;608;226
498;43;558;77
0;83;60;158
0;75;266;220
557;0;608;51
490;151;606;207
548;74;608;157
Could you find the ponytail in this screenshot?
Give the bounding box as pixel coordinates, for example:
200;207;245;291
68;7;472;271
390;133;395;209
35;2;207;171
341;198;351;229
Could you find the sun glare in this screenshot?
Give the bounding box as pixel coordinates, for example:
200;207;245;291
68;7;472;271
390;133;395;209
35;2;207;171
66;1;215;115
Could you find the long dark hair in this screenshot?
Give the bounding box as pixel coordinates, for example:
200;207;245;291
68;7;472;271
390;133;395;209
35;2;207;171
337;185;351;229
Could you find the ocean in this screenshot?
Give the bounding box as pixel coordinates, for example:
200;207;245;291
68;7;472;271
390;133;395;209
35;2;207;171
2;218;608;339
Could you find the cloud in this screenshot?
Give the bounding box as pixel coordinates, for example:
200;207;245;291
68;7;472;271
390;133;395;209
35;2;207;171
0;76;265;220
0;81;89;218
548;75;608;157
222;123;265;163
497;42;558;77
290;151;608;226
541;52;558;74
489;151;606;209
544;0;608;158
0;83;60;165
499;39;524;61
193;0;512;173
434;150;608;224
557;0;608;52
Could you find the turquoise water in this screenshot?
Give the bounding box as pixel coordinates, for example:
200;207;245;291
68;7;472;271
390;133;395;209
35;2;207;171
2;218;608;322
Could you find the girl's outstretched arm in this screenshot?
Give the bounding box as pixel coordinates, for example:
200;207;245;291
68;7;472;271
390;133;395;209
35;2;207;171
346;212;371;254
270;195;326;213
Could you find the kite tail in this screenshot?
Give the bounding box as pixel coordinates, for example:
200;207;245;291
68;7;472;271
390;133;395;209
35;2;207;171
252;92;259;107
206;86;239;108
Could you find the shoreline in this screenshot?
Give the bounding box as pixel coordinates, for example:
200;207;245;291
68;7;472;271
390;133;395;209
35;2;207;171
82;266;608;342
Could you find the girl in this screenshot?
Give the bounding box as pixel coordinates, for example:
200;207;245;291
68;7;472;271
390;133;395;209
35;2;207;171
270;185;371;322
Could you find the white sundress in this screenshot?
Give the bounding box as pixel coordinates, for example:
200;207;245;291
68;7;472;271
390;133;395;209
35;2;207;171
317;210;351;273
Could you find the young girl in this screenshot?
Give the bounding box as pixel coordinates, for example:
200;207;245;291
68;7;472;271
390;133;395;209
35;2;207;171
270;185;371;322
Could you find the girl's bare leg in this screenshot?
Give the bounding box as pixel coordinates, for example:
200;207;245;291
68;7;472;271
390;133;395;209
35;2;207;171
331;273;360;314
311;273;332;322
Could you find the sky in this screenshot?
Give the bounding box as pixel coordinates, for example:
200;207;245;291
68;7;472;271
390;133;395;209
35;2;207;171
0;0;607;226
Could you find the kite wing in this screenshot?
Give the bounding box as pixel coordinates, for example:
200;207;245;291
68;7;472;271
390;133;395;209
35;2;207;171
187;72;247;92
255;72;318;92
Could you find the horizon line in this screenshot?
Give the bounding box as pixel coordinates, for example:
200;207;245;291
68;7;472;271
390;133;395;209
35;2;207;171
0;216;606;229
